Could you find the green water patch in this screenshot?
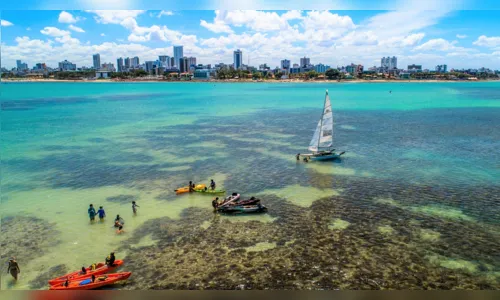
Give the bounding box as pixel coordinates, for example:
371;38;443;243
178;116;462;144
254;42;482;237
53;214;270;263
130;233;158;249
411;205;475;222
373;197;402;207
328;218;350;230
159;165;192;172
418;228;441;242
258;185;341;207
305;163;372;177
219;214;277;223
377;225;395;235
426;254;478;273
106;194;139;204
244;242;277;252
340;125;356;130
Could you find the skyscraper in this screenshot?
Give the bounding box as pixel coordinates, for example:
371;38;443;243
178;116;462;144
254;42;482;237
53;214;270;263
233;49;242;70
179;57;189;73
173;46;183;67
124;57;131;69
117;57;124;72
390;56;397;69
188;57;197;68
381;57;397;70
300;57;310;67
159;55;170;67
170;57;175;68
281;59;291;70
145;61;154;73
131;56;140;67
16;60;28;71
93;54;101;70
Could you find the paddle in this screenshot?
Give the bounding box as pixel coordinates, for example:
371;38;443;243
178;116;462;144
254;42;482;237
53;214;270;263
339;151;346;156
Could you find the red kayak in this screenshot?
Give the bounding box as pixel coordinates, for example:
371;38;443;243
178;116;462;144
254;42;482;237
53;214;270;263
49;272;132;290
48;260;124;285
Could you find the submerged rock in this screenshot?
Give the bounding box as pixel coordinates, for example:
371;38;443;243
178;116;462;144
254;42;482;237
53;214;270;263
29;264;68;290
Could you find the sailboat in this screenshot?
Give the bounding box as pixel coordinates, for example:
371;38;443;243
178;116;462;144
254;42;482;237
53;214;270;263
301;90;345;161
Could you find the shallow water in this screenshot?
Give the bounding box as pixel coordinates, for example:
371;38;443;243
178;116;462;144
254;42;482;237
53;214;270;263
1;82;499;289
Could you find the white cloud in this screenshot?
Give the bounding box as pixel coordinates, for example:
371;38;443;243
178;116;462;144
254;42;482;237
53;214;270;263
200;19;233;33
158;10;174;18
40;27;71;37
401;33;426;47
68;25;85;33
456;34;467;39
1;19;14;27
205;10;301;32
86;10;145;24
473;35;500;48
302;11;355;31
414;38;457;51
101;33;106;36
58;11;84;24
26;27;31;31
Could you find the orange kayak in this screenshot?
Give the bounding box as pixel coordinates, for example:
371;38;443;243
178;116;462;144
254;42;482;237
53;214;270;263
48;260;124;285
49;272;132;290
175;184;206;194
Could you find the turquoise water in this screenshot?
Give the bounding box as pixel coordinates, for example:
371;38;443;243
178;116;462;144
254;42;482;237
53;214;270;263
1;82;499;290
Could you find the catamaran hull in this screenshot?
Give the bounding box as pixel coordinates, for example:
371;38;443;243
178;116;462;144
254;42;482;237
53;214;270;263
310;154;341;161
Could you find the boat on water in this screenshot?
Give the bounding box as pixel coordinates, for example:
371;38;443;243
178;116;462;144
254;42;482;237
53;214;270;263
49;272;132;290
217;203;267;214
175;184;206;194
194;187;226;194
48;260;124;285
300;90;345;161
218;193;241;207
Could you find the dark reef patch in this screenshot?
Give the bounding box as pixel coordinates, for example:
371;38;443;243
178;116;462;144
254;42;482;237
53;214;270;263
29;264;68;290
106;194;139;203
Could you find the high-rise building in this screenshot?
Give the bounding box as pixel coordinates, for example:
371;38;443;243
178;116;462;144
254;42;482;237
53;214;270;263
59;60;76;71
131;56;140;67
35;63;47;70
101;63;115;72
233;49;242;70
170;57;175;68
124;57;131;69
435;64;447;73
116;57;124;72
173;46;183;67
93;54;101;70
390;56;397;69
145;61;154;73
179;57;189;73
281;59;290;70
381;56;397;70
300;57;311;68
407;64;422;73
314;64;330;73
188;57;197;68
16;60;28;71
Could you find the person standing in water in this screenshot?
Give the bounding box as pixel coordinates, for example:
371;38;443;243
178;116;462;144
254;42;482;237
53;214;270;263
212;197;219;212
8;258;20;280
114;215;124;227
88;204;96;222
97;206;106;220
132;201;139;214
210;179;216;191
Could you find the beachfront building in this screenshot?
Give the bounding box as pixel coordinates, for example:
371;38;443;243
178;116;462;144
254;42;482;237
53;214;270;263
193;69;211;80
93;54;101;70
159;55;170;68
233;49;242;70
173;45;183;67
346;63;363;76
300;57;311;68
117;57;124;72
407;64;422;73
381;56;397;71
435;64;448;73
188;57;197;70
145;61;155;73
101;63;115;72
16;60;29;72
281;59;290;71
124;57;131;70
131;56;140;68
179;57;189;73
315;64;330;73
59;60;77;71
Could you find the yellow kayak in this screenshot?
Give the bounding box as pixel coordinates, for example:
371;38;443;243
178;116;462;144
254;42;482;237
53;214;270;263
175;184;206;194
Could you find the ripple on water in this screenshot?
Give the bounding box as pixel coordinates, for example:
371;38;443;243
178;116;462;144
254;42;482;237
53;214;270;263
258;184;341;207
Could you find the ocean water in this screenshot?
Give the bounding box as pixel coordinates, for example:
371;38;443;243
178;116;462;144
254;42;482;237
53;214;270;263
1;82;499;290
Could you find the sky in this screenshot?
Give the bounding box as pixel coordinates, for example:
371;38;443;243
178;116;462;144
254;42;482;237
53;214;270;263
1;1;500;70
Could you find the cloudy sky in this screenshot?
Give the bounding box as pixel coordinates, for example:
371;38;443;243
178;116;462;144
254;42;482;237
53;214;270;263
1;5;500;70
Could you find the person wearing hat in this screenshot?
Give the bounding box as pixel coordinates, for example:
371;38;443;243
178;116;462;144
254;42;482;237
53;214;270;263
8;257;20;280
105;252;116;267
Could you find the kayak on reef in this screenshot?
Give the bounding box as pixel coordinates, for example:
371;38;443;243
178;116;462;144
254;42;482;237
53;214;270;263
175;184;206;194
194;188;226;194
49;272;132;290
48;260;124;285
218;193;241;207
218;204;267;214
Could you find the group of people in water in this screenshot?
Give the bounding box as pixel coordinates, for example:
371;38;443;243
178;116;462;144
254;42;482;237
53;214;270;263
188;179;216;192
296;153;309;162
87;201;138;234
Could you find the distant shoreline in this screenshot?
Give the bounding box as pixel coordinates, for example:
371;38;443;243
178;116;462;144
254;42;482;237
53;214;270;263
1;78;499;83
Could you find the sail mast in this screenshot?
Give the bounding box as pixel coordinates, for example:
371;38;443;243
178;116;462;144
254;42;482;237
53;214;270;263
317;90;328;152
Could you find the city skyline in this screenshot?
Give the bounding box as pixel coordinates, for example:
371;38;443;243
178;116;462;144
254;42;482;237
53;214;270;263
1;8;500;69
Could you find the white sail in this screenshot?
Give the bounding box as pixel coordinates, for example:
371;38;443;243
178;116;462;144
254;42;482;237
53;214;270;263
308;90;333;152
